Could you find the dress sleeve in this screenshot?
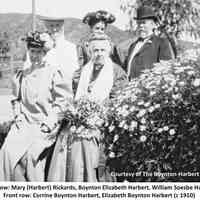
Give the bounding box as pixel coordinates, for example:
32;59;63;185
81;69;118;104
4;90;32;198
72;66;82;96
11;71;22;98
42;68;73;129
77;42;89;67
51;69;73;114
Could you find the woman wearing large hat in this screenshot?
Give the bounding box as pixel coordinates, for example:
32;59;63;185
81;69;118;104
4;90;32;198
0;32;70;181
73;10;124;94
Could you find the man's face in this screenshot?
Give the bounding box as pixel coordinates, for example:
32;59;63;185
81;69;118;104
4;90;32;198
137;19;156;38
90;40;111;66
91;21;106;34
28;47;46;65
44;20;64;40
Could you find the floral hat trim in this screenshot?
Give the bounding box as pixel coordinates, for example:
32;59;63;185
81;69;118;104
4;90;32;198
22;31;50;49
83;10;116;26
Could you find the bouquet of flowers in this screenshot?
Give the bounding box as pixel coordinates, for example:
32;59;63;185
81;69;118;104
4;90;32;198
62;97;107;140
103;48;200;181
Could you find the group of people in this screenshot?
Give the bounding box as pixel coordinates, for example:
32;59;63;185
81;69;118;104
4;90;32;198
0;5;175;182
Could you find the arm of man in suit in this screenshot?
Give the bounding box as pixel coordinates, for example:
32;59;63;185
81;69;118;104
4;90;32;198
123;42;135;73
111;44;125;70
159;37;175;60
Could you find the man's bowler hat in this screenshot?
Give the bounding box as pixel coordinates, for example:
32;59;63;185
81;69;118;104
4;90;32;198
134;6;158;22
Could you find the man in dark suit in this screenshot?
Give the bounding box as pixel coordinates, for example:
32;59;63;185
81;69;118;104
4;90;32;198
125;5;175;80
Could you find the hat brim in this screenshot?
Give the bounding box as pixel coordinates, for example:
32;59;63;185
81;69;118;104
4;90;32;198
134;16;158;21
40;16;65;22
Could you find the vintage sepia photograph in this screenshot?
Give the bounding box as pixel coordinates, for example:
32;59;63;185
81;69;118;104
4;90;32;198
0;0;200;182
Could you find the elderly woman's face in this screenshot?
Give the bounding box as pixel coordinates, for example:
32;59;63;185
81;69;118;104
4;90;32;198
91;21;106;34
90;40;111;65
28;47;46;65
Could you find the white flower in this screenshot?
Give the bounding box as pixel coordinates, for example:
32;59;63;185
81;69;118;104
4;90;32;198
150;91;156;96
95;118;104;127
175;68;184;73
70;126;76;133
113;134;119;142
76;125;84;134
119;121;126;128
163;126;169;131
154;104;160;109
140;135;147;142
187;71;195;76
108;144;113;150
158;128;163;133
141;118;146;124
144;102;151;107
172;94;181;100
130;106;136;112
137;109;146;118
121;110;129;117
169;129;176;135
109;152;115;158
193;78;200;87
140;125;146;131
122;105;129;109
124;124;129;130
174;87;179;92
130;121;138;129
178;81;185;86
138;101;144;106
87;118;96;126
109;125;115;132
148;106;155;113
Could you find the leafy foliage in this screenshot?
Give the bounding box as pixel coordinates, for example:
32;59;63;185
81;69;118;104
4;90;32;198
103;48;200;181
120;0;200;38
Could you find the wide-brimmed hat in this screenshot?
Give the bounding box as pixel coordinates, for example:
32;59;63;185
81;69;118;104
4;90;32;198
134;6;158;21
40;16;65;23
39;9;65;23
83;10;115;27
22;31;48;49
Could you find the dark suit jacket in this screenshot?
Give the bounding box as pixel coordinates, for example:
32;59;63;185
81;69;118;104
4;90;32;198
125;34;175;79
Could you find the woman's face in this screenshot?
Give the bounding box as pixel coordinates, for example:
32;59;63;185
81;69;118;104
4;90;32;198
28;47;46;65
44;20;64;40
91;21;106;34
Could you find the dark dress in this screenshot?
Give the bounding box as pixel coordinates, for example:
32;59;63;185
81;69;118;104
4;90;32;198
124;34;175;80
47;62;127;182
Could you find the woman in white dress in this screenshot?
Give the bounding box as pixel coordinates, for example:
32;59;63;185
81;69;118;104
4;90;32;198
0;32;69;181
